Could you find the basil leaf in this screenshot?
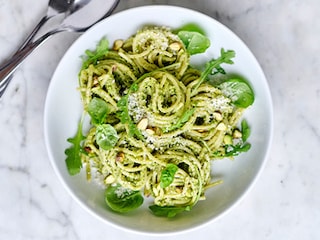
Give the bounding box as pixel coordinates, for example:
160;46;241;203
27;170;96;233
175;23;207;35
105;184;144;213
178;31;210;55
149;205;191;218
95;124;119;150
219;78;254;108
160;164;179;188
88;97;109;125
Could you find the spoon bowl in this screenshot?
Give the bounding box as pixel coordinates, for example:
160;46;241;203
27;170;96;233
26;0;72;41
69;0;91;14
62;0;119;30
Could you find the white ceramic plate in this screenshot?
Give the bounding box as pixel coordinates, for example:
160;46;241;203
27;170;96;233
44;5;273;235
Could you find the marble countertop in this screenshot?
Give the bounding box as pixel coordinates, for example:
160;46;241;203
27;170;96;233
0;0;319;239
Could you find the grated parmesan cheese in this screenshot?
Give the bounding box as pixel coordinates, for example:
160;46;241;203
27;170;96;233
128;93;145;122
114;186;133;198
210;95;232;112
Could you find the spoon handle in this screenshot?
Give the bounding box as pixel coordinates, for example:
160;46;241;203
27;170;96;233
0;30;58;97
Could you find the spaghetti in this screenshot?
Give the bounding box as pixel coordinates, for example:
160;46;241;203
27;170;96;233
77;26;249;214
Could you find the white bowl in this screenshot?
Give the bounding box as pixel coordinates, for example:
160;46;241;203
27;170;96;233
44;5;273;235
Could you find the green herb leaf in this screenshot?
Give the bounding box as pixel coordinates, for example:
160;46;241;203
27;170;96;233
117;94;143;140
165;108;195;132
95;124;119;150
175;23;207;35
117;95;130;122
129;82;139;92
219;79;254;108
224;119;252;157
87;97;109;125
81;37;109;69
178;31;210;55
225;143;251;157
193;48;235;91
241;119;251;142
149;205;191;218
160;164;179;188
105;184;144;213
65;114;85;175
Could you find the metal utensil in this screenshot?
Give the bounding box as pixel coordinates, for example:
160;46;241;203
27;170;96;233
0;0;119;97
0;0;73;95
18;0;74;50
8;0;96;52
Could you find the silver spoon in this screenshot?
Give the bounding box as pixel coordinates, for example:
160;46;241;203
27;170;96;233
17;0;74;51
0;0;119;97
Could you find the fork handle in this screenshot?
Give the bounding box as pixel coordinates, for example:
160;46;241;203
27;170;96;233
0;12;66;97
18;16;49;50
0;31;57;97
0;16;52;97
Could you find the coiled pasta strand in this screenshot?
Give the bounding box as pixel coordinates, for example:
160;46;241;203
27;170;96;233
79;26;246;211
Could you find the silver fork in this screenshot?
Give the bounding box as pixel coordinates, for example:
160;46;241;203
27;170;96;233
0;0;73;96
17;0;73;50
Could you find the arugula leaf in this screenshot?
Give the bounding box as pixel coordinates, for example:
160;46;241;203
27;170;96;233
164;108;195;132
225;143;251;157
224;120;252;157
95;124;119;150
117;95;130;122
117;95;143;140
193;48;235;92
218;78;254;108
241;119;251;142
105;184;144;213
81;37;109;69
178;31;210;55
87;97;109;125
149;205;191;218
160;164;179;188
129;82;139;92
65;114;85;175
